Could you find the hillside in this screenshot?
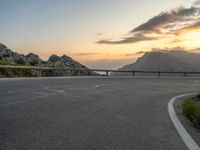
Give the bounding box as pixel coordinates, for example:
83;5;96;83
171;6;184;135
0;43;95;77
112;50;200;75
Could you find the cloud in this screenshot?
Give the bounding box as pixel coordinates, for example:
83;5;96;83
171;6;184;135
190;47;200;51
150;46;200;53
151;47;186;52
136;51;146;55
131;7;200;34
96;32;103;36
169;38;183;44
121;51;147;57
97;2;200;44
97;34;158;44
175;21;200;35
122;53;135;57
195;48;200;51
194;0;200;5
75;53;98;56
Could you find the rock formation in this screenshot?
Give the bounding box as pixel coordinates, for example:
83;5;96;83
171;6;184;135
0;43;96;77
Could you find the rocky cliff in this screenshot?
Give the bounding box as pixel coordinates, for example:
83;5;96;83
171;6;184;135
0;43;96;77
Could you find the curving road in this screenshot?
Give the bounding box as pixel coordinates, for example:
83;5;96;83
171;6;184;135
0;77;200;150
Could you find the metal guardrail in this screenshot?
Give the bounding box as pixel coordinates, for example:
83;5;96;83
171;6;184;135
1;65;200;77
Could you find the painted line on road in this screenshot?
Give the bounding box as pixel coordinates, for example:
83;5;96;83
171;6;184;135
168;93;200;150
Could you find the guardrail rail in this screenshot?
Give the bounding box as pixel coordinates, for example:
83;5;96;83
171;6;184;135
1;65;200;77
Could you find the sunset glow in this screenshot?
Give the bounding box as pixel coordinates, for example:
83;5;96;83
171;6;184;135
1;0;200;69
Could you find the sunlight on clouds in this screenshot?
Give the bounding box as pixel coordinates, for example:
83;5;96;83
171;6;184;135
181;30;200;48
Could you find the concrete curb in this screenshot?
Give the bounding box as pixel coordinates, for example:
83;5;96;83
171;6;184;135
168;93;200;150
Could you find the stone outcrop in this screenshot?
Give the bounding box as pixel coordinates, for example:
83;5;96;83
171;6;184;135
25;53;44;66
0;43;96;77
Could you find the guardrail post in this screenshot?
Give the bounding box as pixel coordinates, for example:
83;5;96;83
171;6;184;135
77;70;80;76
70;70;73;76
132;71;135;76
106;71;109;76
158;72;160;77
51;69;53;77
38;69;42;77
184;72;187;77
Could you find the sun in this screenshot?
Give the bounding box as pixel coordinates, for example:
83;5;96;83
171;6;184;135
180;30;200;48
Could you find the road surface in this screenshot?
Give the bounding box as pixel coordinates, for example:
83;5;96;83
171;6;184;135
0;77;200;150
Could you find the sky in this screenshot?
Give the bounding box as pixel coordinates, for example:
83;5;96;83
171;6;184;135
0;0;200;69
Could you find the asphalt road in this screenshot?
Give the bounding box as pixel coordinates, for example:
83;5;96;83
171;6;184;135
0;77;200;150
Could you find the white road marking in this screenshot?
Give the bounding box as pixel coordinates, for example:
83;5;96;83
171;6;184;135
168;93;200;150
95;84;109;88
94;84;124;90
69;87;84;90
44;86;65;93
68;84;122;90
0;90;91;108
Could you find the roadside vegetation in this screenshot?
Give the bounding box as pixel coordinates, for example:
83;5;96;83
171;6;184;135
183;94;200;128
0;60;37;77
0;60;12;65
0;60;95;77
0;68;37;77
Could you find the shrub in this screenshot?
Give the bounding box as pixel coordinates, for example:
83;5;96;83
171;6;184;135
183;95;200;128
197;94;200;100
0;68;37;77
0;60;12;65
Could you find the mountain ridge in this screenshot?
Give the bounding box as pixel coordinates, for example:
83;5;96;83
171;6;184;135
113;50;200;76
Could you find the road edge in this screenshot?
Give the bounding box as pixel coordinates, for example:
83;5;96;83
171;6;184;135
168;93;200;150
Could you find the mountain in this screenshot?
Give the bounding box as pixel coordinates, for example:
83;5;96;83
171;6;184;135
113;50;200;76
0;43;96;77
0;43;45;66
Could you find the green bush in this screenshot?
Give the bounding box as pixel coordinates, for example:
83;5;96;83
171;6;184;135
197;94;200;100
0;68;37;77
0;60;37;77
183;95;200;128
0;60;12;65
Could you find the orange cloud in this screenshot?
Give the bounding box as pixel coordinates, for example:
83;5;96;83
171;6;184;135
96;32;103;37
170;38;183;44
176;22;200;35
97;5;200;45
